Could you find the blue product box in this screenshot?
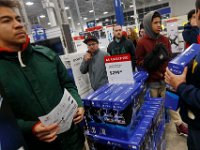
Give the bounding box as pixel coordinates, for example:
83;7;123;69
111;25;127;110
83;83;112;106
112;82;143;111
86;131;145;150
98;123;109;136
133;71;149;83
168;44;200;75
88;121;99;135
101;84;131;109
144;100;163;106
106;109;142;140
91;84;118;108
165;91;179;111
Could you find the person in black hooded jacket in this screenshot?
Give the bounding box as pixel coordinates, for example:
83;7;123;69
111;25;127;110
107;24;136;71
182;9;200;49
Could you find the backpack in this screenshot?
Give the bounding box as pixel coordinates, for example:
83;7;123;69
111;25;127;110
143;43;170;71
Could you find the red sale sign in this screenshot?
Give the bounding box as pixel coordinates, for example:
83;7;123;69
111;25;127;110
104;54;134;84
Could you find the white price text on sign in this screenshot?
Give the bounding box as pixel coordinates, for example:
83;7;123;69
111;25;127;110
104;54;134;84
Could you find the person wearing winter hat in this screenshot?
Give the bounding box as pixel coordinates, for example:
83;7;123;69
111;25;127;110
80;36;109;90
136;11;188;136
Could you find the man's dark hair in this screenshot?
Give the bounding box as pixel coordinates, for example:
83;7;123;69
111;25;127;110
188;9;195;21
0;0;20;8
152;12;161;22
196;0;200;10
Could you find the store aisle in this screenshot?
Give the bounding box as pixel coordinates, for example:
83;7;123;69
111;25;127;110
165;120;187;150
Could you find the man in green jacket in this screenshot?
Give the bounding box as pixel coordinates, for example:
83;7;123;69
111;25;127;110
0;1;85;150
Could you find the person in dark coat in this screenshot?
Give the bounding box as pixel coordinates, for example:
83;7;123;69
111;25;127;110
165;1;200;149
107;24;136;71
182;9;200;48
0;1;85;150
136;11;188;136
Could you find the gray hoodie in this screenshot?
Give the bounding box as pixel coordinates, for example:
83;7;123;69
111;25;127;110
143;11;161;39
80;49;108;90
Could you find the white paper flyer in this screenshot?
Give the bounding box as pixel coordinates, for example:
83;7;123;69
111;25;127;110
39;89;78;134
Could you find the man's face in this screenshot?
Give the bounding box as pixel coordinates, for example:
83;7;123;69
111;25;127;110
151;17;161;34
196;9;200;28
113;25;122;39
0;7;26;48
190;13;197;26
87;41;99;53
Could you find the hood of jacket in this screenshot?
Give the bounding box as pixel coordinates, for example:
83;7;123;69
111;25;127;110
143;11;160;39
0;36;30;67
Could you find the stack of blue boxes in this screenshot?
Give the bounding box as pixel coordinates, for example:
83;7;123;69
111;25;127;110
83;71;166;150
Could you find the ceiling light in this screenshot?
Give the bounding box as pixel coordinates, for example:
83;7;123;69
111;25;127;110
39;15;46;18
129;5;134;8
95;18;99;21
65;6;69;10
77;23;80;25
103;12;108;15
68;17;71;19
158;0;162;1
130;15;134;18
89;10;94;13
48;22;51;25
83;17;88;20
26;2;34;6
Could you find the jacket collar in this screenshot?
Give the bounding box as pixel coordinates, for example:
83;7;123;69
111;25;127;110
0;36;30;53
114;35;126;43
0;36;33;66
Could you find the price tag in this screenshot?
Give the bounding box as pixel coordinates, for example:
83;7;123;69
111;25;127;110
104;54;134;84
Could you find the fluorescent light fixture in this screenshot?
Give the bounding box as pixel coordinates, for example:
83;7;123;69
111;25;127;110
158;0;162;1
39;15;46;18
77;23;80;25
83;17;88;20
48;22;51;25
65;6;69;10
129;5;134;8
26;2;34;6
68;17;71;19
103;11;108;14
95;18;99;21
89;10;94;13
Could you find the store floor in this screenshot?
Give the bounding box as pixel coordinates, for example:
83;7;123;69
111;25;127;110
165;120;187;150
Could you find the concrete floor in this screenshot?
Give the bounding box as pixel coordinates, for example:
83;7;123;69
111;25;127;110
165;120;187;150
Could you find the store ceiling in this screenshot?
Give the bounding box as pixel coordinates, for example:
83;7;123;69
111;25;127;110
23;0;168;28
